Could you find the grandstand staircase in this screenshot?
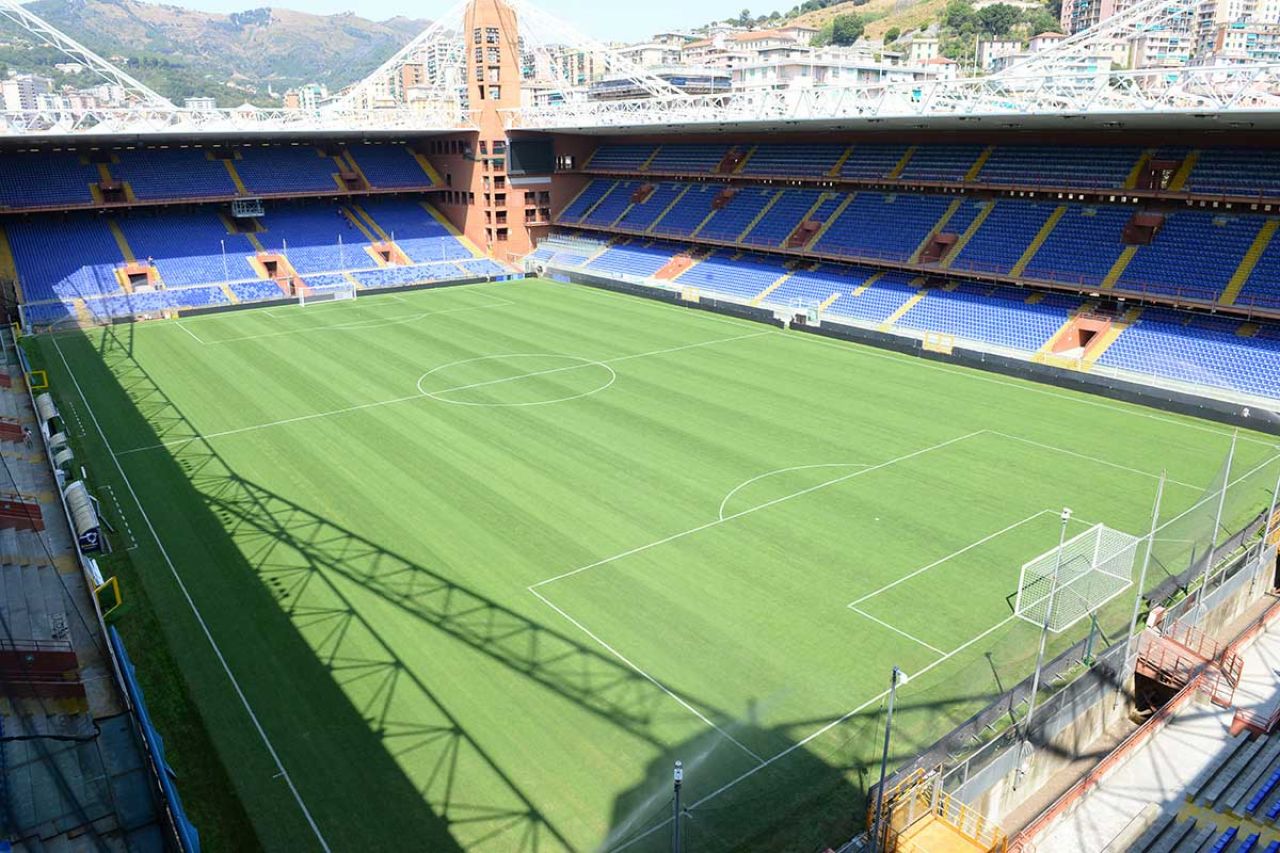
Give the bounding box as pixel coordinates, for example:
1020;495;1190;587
751;270;794;306
645;185;692;234
827;145;855;177
209;151;250;196
737;190;785;242
911;197;966;263
783;193;835;249
939;201;995;269
1137;618;1242;709
419;202;486;258
655;248;708;280
888;147;916;179
801;194;855;250
1124;149;1156;190
1010;205;1068;277
331;149;368;192
1037;305;1141;368
406;150;445;186
717;146;752;174
1102;246;1141;289
1167;150;1201;192
964;147;994;181
879;278;929;330
1222;219;1279;306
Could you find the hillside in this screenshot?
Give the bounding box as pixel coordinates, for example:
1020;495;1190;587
0;0;427;105
790;0;946;38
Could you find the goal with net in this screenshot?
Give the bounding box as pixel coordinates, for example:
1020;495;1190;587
299;279;356;306
1015;523;1142;633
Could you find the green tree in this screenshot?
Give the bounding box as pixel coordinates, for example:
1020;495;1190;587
977;2;1019;34
737;8;754;25
943;0;979;33
884;26;901;43
829;12;865;44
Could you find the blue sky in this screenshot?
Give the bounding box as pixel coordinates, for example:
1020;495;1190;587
119;0;754;39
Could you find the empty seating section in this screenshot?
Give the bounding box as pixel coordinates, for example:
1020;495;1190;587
0;152;98;208
233;146;340;194
1097;310;1280;399
741;145;845;177
826;272;920;324
112;148;236;199
1185;149;1280;197
814;193;951;260
457;258;507;277
585;145;657;172
357;198;474;262
615;183;683;231
585;242;676;278
1118;212;1260;300
977;146;1140;189
895;284;1070;352
1240;236;1280;309
697;188;777;242
581;181;641;227
347;145;436;188
1023;207;1129;286
560;181;616;223
647;145;728;175
951;201;1054;274
840;144;909;180
676;251;787;300
119;209;255;286
767;263;873;312
6;216;123;302
652;185;719;237
257;204;365;274
742;189;823;247
230;281;286;303
897;145;984;183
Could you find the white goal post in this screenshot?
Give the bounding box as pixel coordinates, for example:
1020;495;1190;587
1015;523;1141;634
299;280;356;306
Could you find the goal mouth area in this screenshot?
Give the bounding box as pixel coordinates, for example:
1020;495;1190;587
299;281;357;306
1014;523;1141;634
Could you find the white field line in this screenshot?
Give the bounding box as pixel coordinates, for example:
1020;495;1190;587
532;430;986;590
775;323;1279;449
174;322;205;345
850;607;946;654
612;612;1024;853
529;587;766;766
50;335;333;852
718;462;869;522
115;329;774;455
847;509;1054;609
192;298;516;344
987;430;1202;491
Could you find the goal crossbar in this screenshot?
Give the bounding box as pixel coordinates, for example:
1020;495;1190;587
1015;523;1141;634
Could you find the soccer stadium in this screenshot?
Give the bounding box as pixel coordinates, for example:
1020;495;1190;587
3;0;1280;851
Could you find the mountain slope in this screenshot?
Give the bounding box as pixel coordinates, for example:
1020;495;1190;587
0;0;427;104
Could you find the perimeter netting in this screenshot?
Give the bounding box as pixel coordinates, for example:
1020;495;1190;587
1015;524;1141;633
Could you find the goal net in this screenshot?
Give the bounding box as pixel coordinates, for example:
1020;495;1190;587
1015;523;1141;633
299;280;356;306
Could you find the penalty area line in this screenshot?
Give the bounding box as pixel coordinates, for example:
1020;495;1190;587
528;586;766;766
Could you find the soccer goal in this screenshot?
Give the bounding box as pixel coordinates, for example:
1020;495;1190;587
299;280;356;306
1015;523;1142;633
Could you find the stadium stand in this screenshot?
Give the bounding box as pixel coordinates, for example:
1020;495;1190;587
112;148;238;200
0;151;99;209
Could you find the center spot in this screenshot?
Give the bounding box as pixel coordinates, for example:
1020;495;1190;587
416;354;616;407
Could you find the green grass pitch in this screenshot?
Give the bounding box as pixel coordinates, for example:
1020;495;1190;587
30;278;1280;852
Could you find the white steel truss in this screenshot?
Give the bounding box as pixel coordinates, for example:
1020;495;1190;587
0;0;1278;139
502;63;1280;131
0;0;174;108
996;0;1198;76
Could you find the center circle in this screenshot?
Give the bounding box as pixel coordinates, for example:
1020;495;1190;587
416;353;617;407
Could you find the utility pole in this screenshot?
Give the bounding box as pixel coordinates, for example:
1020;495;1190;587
672;760;683;853
871;666;907;852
